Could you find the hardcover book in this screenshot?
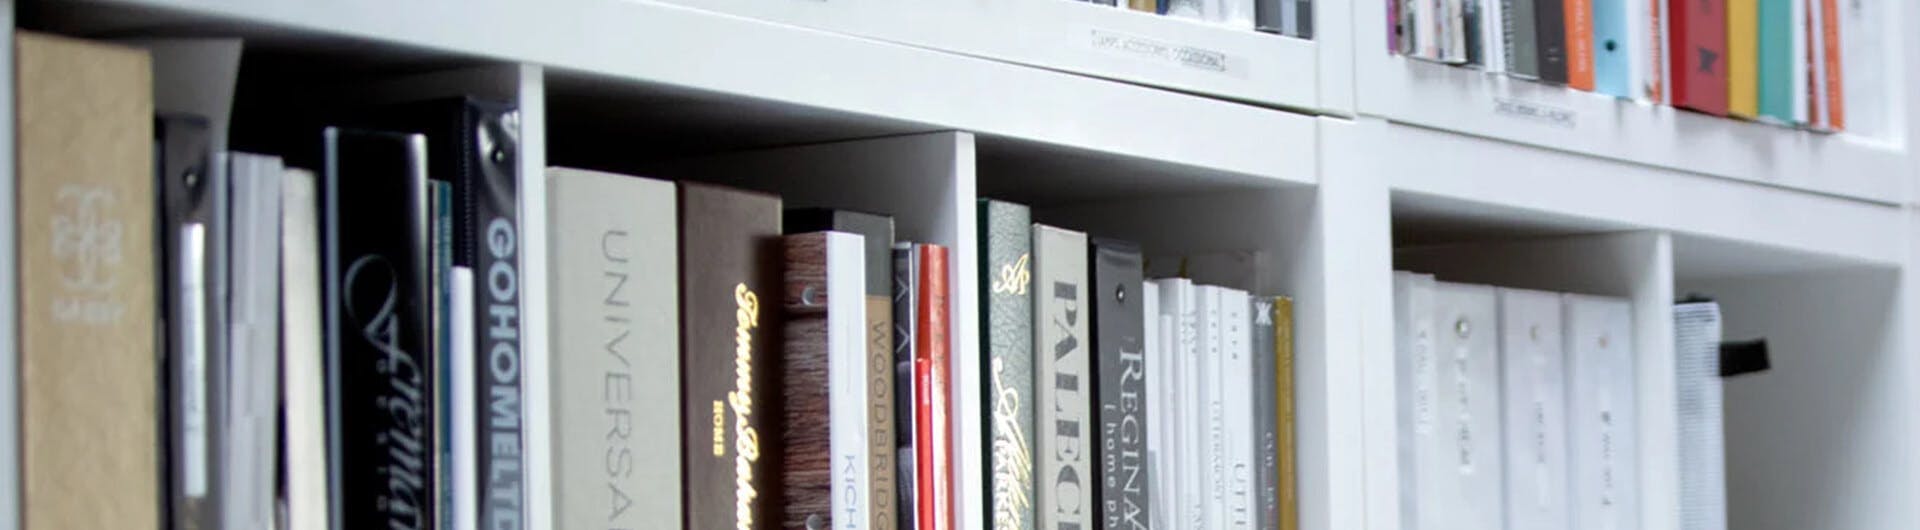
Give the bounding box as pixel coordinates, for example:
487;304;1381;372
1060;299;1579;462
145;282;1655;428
1035;224;1093;530
1535;0;1571;83
1251;298;1280;530
789;208;899;530
1499;289;1570;530
1565;295;1639;530
364;98;527;528
1391;272;1438;530
1727;0;1760;117
545;167;680;530
894;243;921;530
977;200;1036;530
1756;0;1794;122
1508;0;1542;78
1566;0;1596;89
15;32;160;530
1272;297;1297;530
1432;282;1501;530
1092;239;1149;530
1594;0;1634;97
322;128;435;530
1672;0;1730;114
679;182;784;530
781;231;872;530
281;168;329;530
1219;288;1255;530
912;244;956;530
1816;0;1842;130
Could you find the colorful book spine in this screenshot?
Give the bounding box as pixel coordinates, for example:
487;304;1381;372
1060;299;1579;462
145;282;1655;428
1593;0;1634;97
1092;239;1149;530
1756;0;1793;122
1566;0;1597;89
1671;0;1730;114
978;200;1036;530
1727;0;1760;117
781;232;872;529
1273;298;1297;530
678;182;784;530
914;244;955;530
1035;225;1093;530
1817;0;1843;130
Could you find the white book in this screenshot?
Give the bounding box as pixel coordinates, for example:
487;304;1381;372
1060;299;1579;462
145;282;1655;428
1481;0;1506;73
1839;0;1882;136
1392;272;1438;530
1433;282;1502;530
1808;0;1829;128
1196;285;1228;530
1790;0;1809;123
1674;302;1726;530
1218;288;1255;530
450;268;478;530
279;168;328;530
1624;0;1649;100
1499;288;1569;530
1223;0;1258;30
824;232;873;528
1655;0;1674;104
225;152;283;530
1167;0;1206;19
1565;294;1639;530
1443;0;1468;63
1144;282;1179;530
1156;278;1206;530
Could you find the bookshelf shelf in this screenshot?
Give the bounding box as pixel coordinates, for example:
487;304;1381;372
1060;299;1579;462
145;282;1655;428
1350;0;1912;204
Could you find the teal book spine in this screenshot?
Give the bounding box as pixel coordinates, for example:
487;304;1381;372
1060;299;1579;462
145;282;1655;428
1592;0;1632;97
1756;0;1793;122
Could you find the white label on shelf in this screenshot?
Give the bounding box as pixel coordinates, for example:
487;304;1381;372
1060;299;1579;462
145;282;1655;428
1087;28;1248;78
1493;97;1577;129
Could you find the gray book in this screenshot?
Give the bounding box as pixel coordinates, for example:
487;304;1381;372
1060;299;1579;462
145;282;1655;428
1250;297;1280;530
1034;224;1093;530
979;200;1036;530
1508;0;1541;78
544;167;681;530
1092;239;1148;529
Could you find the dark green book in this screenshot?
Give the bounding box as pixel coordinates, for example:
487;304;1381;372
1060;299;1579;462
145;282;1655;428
978;199;1036;530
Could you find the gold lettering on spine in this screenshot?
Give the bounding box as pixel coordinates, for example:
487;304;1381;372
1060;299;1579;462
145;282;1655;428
729;284;763;530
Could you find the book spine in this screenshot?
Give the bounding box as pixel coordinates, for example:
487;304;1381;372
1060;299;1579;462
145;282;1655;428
679;182;784;530
1728;0;1760;117
1295;0;1313;37
1594;0;1633;97
916;244;955;530
781;232;871;529
1035;225;1093;530
1817;0;1842;130
1221;290;1254;530
1482;0;1507;72
281;168;329;530
1511;0;1542;78
1258;0;1287;33
456;103;529;530
1250;298;1279;530
1565;295;1638;530
1673;302;1726;530
1757;0;1794;122
1789;0;1808;122
1536;0;1570;82
1143;283;1176;530
1392;273;1437;530
893;244;921;530
322;129;435;530
15;33;159;530
1464;0;1485;65
1432;282;1501;530
979;201;1036;530
544;169;681;530
1672;0;1730;114
1273;298;1296;530
1651;0;1669;102
1092;240;1148;530
428;179;452;530
1566;0;1596;89
1498;289;1570;530
1197;286;1226;530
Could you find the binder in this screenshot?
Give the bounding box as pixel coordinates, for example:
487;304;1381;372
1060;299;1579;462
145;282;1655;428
1432;282;1502;530
1499;289;1569;530
1565;295;1639;530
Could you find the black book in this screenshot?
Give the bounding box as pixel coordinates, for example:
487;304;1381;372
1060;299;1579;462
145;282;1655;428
1090;238;1148;530
1533;0;1569;83
1251;297;1281;530
365;97;525;530
158;113;226;530
321;128;434;530
892;242;920;530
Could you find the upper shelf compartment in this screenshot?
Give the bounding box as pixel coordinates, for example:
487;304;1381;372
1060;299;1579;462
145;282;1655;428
653;0;1338;114
1351;0;1911;204
40;0;1320;185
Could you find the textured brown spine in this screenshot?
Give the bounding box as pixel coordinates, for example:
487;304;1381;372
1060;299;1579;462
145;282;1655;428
679;182;784;530
1275;298;1298;530
15;32;159;530
868;294;898;530
782;233;832;529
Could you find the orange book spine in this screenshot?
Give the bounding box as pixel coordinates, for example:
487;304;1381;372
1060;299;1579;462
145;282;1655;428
1648;0;1664;101
1819;0;1843;130
1566;0;1596;90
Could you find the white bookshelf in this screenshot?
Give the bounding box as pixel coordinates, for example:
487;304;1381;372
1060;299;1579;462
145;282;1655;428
10;1;1919;530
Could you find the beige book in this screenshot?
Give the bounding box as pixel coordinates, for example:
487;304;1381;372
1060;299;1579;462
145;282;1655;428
14;32;158;530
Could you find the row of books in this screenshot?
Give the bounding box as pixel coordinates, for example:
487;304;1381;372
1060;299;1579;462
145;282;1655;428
1078;0;1315;38
1392;273;1639;530
1391;0;1851;131
15;31;1306;530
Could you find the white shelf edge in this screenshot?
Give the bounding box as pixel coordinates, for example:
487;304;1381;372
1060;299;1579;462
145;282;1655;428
1351;0;1910;204
1371;119;1907;268
657;0;1323;112
68;0;1317;186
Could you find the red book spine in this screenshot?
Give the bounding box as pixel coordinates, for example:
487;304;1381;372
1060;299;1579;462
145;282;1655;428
1818;0;1843;130
915;358;937;530
916;244;954;530
1672;0;1730;114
